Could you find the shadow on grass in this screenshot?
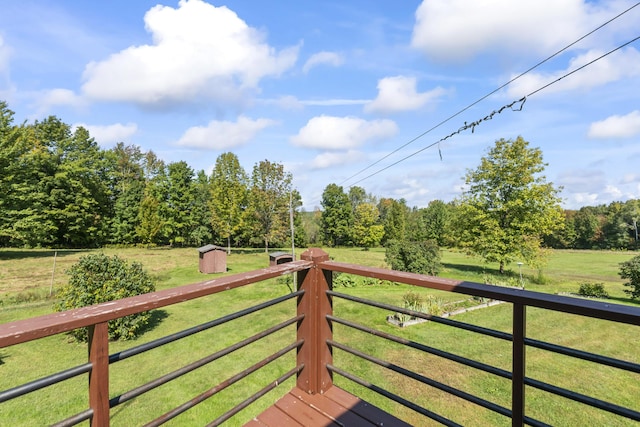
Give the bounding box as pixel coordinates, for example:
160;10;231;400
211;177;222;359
0;249;86;261
443;262;500;276
231;248;269;255
139;309;170;336
605;295;640;307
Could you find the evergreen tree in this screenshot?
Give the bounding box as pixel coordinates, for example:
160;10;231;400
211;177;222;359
320;184;353;246
189;170;214;246
165;161;196;246
108;143;145;245
379;198;407;244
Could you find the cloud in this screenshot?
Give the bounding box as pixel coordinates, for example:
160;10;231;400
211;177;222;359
558;169;606;193
73;122;138;146
290;115;397;150
177;116;276;149
411;0;590;62
81;0;299;107
505;47;640;98
309;150;364;169
588;110;640;139
259;96;370;109
364;75;446;114
303;51;343;73
33;88;86;115
301;99;369;106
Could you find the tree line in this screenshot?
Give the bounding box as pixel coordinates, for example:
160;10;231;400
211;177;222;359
0;101;299;251
2;100;638;262
314;136;639;273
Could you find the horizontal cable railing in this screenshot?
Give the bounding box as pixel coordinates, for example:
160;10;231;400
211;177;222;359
0;260;313;426
320;260;640;426
2;249;640;426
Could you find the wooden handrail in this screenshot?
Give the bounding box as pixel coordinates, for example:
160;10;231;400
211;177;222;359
320;260;640;326
0;260;312;348
2;249;640;426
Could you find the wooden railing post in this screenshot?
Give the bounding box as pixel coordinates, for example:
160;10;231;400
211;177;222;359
296;248;333;394
88;323;110;426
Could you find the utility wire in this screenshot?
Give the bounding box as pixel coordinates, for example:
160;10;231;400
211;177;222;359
339;1;640;188
347;33;640;188
526;34;640;98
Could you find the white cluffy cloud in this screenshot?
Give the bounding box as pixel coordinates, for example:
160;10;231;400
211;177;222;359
290;115;397;150
303;51;343;73
177;116;276;149
309;150;364;170
81;0;299;107
73;122;138;147
588;110;640;139
412;0;592;62
505;47;640;98
365;76;446;114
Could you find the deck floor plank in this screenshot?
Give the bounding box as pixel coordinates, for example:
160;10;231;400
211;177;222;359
247;386;410;427
323;386;413;427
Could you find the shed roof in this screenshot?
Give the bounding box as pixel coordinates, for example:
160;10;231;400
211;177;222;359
269;251;293;258
198;244;225;253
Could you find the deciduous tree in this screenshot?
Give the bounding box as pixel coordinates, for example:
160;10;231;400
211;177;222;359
248;160;292;252
457;136;564;273
210;152;248;253
352;202;384;249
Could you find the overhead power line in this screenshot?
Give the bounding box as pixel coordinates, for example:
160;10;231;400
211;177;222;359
339;1;640;188
347;33;640;188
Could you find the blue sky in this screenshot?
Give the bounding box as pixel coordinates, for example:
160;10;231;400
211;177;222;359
1;0;639;211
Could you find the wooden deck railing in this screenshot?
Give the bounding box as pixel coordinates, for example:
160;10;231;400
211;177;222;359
1;248;640;426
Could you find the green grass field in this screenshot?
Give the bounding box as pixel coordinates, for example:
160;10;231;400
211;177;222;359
1;247;639;425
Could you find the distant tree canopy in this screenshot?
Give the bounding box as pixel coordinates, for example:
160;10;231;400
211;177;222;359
2;99;639;256
0;101;300;250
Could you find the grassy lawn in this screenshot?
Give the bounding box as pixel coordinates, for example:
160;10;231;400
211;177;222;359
1;246;639;425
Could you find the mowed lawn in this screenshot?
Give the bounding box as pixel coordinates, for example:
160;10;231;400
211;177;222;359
1;247;639;425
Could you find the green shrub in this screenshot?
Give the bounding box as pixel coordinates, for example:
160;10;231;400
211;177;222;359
577;282;609;298
395;292;443;323
484;274;522;288
619;255;640;300
55;253;156;341
333;273;381;288
402;291;424;312
385;240;442;275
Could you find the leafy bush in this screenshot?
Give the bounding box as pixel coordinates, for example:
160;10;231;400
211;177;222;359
577;282;609;298
385;240;442;275
55;253;156;341
333;273;381;288
402;292;424;312
619;255;640;300
395;292;443;324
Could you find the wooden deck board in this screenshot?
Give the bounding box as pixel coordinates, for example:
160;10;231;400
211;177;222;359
246;386;410;427
323;386;413;427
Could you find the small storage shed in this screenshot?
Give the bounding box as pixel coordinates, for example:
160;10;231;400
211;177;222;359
269;251;294;266
198;245;227;273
